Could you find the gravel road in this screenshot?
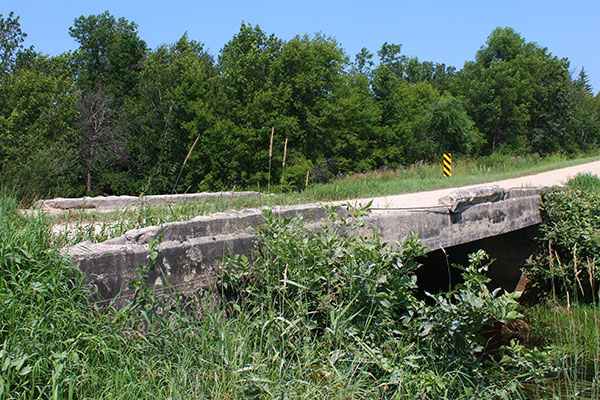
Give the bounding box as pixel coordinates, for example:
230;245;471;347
346;160;600;211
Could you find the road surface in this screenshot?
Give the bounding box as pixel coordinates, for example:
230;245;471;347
344;160;600;210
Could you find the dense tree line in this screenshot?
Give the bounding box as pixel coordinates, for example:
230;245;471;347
1;11;599;198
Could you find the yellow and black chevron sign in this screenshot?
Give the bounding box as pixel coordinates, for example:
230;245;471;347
443;153;452;177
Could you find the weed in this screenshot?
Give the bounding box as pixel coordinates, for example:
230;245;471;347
523;173;600;398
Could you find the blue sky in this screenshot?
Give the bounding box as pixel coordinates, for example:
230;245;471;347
3;0;599;91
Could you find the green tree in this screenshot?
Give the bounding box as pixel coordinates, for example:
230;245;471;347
0;54;81;197
125;34;216;194
68;12;147;194
323;71;381;174
211;22;283;188
274;33;347;164
372;58;440;166
567;68;600;148
454;27;572;154
0;11;27;78
353;47;374;75
213;24;348;190
475;27;526;67
575;67;593;94
69;11;147;98
377;42;407;78
427;95;482;155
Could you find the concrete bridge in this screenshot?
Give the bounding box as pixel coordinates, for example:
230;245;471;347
68;185;543;300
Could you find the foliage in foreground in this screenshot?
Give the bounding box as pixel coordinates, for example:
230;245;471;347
218;209;545;398
526;173;600;302
0;192;577;399
521;173;600;398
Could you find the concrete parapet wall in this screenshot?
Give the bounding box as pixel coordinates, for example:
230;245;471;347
68;186;543;300
363;186;542;250
35;191;262;211
69;204;342;299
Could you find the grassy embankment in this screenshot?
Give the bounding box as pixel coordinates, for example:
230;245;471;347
47;151;600;246
0;190;561;398
2;169;600;398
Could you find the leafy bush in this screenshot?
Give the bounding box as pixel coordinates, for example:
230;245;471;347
280;154;314;191
219;207;529;397
525;174;600;302
566;172;600;193
415;251;523;362
426;95;483;156
220;207;425;348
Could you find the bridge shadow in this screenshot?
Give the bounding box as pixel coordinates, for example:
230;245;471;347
415;225;539;300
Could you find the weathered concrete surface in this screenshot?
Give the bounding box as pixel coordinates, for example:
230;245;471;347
69;204;340;299
68;185;543;300
34;191;262;211
365;186;542;250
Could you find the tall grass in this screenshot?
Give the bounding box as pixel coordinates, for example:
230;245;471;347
2;190;541;399
268;126;274;193
5;166;600;398
524;282;599;398
527;243;599;398
523;173;600;398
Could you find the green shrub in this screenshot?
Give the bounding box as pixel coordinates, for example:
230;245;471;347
415;251;523;361
219;207;425;348
566;172;600;193
219;207;529;398
280;154;314;191
525;175;600;302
